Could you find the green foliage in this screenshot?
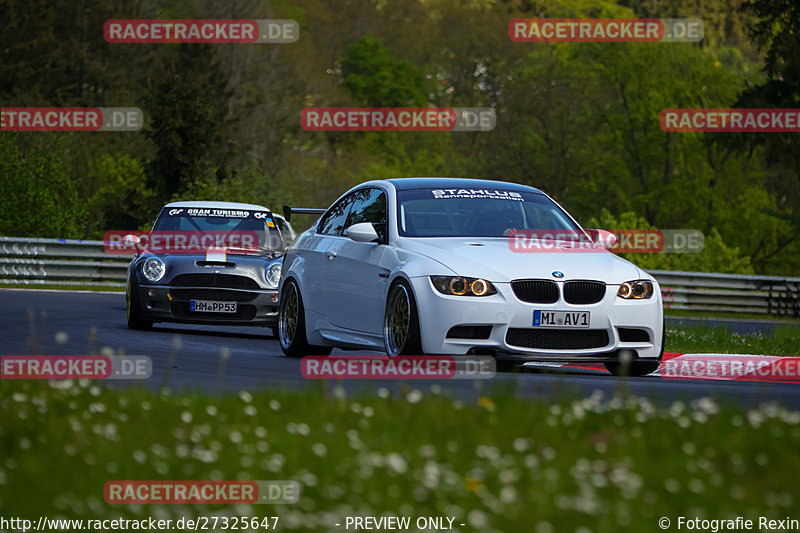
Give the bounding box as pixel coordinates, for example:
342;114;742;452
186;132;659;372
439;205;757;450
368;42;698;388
85;154;157;234
172;153;292;215
740;0;800;79
341;35;428;106
144;73;220;201
586;209;754;274
730;0;800;274
0;0;798;275
621;0;759;59
0;134;83;238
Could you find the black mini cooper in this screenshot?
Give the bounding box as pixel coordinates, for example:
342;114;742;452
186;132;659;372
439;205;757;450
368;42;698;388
125;201;286;334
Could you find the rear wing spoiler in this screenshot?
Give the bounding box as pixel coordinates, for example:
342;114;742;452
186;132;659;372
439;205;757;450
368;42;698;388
283;205;326;222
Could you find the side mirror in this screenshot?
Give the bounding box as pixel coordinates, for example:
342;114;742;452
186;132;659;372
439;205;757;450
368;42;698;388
122;234;142;248
345;222;379;243
586;229;617;248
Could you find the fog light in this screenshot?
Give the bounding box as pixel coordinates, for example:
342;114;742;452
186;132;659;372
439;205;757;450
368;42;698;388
271;293;279;303
147;288;157;298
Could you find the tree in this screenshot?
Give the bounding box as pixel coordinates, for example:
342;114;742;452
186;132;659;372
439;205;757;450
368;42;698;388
144;48;230;202
730;0;800;273
0;134;84;238
340;35;428;107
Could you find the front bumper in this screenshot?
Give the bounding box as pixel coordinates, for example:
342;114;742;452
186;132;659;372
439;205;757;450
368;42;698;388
131;282;279;326
409;276;663;360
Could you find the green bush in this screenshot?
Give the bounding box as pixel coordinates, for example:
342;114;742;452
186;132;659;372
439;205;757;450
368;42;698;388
0;134;84;238
586;209;754;274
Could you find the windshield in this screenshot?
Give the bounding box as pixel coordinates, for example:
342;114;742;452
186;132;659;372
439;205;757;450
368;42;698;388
397;188;581;237
152;207;284;254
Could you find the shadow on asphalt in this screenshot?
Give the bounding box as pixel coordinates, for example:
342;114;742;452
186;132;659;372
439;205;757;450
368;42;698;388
148;324;276;341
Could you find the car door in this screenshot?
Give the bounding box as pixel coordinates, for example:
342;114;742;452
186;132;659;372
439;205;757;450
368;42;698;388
324;188;389;334
299;193;354;316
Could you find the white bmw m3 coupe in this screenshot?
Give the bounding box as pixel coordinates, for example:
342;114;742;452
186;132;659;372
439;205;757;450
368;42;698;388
278;178;664;376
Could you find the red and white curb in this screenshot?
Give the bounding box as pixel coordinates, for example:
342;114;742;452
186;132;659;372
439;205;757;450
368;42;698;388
523;353;800;383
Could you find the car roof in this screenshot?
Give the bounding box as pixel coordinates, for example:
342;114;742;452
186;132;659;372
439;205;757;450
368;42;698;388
163;201;271;211
385;177;543;194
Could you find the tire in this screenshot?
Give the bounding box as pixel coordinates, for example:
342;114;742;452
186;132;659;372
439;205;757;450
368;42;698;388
495;359;525;373
126;280;153;331
604;358;661;377
278;279;332;357
383;279;423;355
605;316;665;377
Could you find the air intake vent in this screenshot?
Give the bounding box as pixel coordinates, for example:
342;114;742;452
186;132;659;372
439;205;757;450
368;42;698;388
618;328;650;342
511;279;559;304
169;274;260;290
506;328;609;350
446;325;492;339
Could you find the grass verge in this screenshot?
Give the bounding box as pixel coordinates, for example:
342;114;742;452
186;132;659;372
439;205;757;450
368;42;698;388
1;380;799;532
665;325;800;356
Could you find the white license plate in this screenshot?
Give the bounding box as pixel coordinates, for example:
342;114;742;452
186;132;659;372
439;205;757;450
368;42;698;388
190;300;237;313
533;310;590;328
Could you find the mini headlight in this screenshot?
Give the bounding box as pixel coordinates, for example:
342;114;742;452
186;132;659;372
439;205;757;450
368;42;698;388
617;280;654;299
431;276;496;297
142;257;165;282
266;262;282;289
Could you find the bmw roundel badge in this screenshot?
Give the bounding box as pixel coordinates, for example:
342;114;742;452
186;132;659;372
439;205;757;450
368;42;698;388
552;271;564;278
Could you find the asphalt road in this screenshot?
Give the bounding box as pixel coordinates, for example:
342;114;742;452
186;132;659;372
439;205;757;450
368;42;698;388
1;289;799;408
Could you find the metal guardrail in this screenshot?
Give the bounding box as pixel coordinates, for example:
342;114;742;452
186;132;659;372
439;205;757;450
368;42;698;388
0;237;799;317
0;237;128;288
651;270;800;318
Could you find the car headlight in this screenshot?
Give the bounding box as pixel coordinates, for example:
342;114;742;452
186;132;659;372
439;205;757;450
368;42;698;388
430;276;496;297
266;262;282;289
141;257;165;283
617;280;654;299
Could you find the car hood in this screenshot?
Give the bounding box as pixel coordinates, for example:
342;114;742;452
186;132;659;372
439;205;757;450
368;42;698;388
142;250;280;262
397;237;642;283
132;251;282;288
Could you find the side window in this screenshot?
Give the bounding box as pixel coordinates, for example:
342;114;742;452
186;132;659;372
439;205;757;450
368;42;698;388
317;194;353;236
345;188;388;242
267;225;285;250
275;217;290;236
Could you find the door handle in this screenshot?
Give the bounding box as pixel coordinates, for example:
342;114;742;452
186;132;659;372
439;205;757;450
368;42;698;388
325;250;337;260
